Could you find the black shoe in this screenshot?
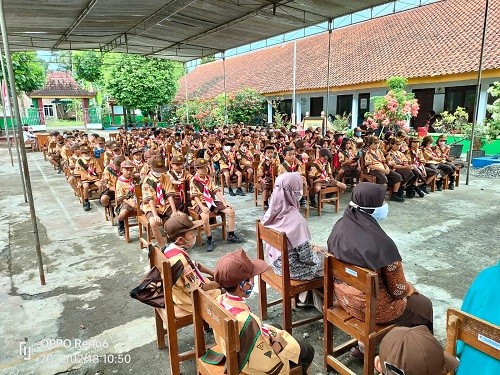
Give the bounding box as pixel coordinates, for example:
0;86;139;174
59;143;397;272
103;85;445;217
309;197;318;208
228;188;236;196
436;180;443;191
299;197;306;208
415;186;426;198
248;185;254;193
448;182;455;190
83;201;91;211
405;186;415;198
227;233;244;243
206;239;215;252
118;228;125;236
420;185;430;194
236;187;245;196
391;194;405;202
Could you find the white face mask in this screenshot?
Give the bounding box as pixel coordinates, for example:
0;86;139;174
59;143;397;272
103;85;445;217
82;155;91;160
151;171;162;178
223;146;231;152
177;235;196;250
349;201;389;221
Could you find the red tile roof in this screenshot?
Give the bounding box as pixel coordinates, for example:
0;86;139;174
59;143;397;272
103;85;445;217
30;71;95;98
176;0;500;101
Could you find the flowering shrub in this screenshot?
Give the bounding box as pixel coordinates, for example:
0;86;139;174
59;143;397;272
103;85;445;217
434;107;469;134
485;82;500;141
363;76;419;133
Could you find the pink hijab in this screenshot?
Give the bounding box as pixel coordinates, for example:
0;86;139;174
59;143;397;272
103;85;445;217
262;172;311;264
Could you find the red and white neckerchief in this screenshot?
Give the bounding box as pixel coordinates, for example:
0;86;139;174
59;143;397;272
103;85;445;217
194;175;215;209
87;163;96;177
163;244;206;284
287;161;297;172
218;293;249;316
222;151;232;168
118;175;134;194
315;158;328;180
155;177;165;205
170;170;185;203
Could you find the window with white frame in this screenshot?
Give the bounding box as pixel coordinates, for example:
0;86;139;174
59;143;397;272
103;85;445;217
43;104;54;117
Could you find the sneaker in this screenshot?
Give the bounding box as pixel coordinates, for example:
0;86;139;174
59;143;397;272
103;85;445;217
248;185;254;193
118;228;125;236
206;239;215;252
83;201;91;211
236;187;245;196
228;188;236;196
227;233;244;243
420;185;430;194
299;197;306;208
390;194;405;202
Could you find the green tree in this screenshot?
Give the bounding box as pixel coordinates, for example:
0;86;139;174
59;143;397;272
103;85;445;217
104;54;180;117
0;51;46;93
73;51;103;83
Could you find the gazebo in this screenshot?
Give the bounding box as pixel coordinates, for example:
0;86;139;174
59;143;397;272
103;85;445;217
28;71;98;129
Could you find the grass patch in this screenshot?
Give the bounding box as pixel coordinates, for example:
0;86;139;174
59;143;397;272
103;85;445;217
46;119;85;127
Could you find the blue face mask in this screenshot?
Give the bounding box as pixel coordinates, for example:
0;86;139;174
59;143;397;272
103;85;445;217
355;131;362;137
349;201;389;221
239;280;254;297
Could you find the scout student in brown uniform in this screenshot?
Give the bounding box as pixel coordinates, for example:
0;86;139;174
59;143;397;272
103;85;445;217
257;145;278;209
336;138;360;183
141;155;172;249
386;138;419;198
115;160;137;237
162;214;221;313
406;137;436;194
421;135;453;191
212;141;241;196
235;142;254;194
308;148;347;207
130;148;144;182
75;145;103;211
99;155;125;211
165;155;192;214
433;134;457;190
190;158;243;251
364;136;404;202
211;249;314;375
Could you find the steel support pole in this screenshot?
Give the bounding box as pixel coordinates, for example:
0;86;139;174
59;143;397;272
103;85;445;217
292;40;297;125
325;19;333;136
184;62;189;123
0;0;45;285
222;52;228;125
466;0;489;185
1;77;12;165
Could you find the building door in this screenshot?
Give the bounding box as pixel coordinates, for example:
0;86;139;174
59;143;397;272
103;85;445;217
412;88;434;129
357;93;370;126
310;97;323;116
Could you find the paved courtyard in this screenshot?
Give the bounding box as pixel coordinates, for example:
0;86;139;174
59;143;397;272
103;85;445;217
0;142;498;375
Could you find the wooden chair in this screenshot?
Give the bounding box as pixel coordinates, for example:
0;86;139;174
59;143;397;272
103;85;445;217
323;253;395;375
445;308;499;375
256;220;323;334
188;209;227;247
252;160;265;209
304;162;340;216
109;132;118;142
135;185;152;249
192;288;240;375
148;243;195;375
121;184;140;243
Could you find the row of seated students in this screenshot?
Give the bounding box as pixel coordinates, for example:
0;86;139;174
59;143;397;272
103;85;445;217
42;125;460;245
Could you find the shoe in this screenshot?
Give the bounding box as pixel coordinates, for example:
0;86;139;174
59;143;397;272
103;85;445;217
236;187;245;196
309;197;318;208
228;188;236;196
405;186;415;198
206;239;215;252
448;175;455;190
349;345;364;359
117;221;125;236
415;186;426;198
248;184;254;193
299;197;306;208
420;185;430;194
227;233;244;243
83;201;91;211
436;180;443;191
391;194;405;202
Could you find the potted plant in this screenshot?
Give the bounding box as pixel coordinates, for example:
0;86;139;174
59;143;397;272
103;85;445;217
363;76;419;135
329;112;351;132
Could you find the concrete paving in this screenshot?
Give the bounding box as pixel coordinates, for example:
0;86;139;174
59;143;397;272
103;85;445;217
0;141;499;375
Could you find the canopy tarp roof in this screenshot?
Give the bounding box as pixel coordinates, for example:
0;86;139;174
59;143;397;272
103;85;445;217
3;0;391;61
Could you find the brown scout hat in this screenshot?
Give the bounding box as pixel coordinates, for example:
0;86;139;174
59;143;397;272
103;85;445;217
194;158;209;169
164;213;203;240
150;155;168;173
131;148;142;155
409;137;421;143
112;156;126;168
378;325;459;375
170;155;184;165
120;160;135;169
110;143;121;151
437;134;447;141
214;249;268;288
80;145;92;154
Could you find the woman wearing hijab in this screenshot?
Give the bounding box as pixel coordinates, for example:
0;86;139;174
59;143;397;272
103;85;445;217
262;172;324;282
327;182;433;354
